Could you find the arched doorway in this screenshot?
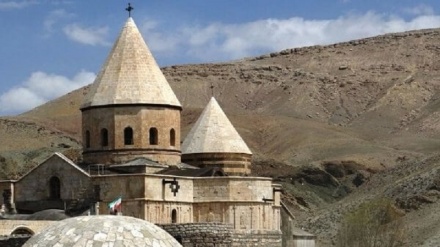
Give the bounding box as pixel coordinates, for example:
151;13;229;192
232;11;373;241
49;176;61;199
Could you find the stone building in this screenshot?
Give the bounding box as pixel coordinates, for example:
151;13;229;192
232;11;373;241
0;16;314;247
182;97;253;176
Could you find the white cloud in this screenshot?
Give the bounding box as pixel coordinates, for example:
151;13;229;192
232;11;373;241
63;24;110;46
44;9;74;33
0;0;37;10
140;20;181;53
0;70;95;115
141;10;440;62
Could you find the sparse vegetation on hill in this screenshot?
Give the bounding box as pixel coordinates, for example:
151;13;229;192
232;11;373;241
337;198;406;247
3;28;440;245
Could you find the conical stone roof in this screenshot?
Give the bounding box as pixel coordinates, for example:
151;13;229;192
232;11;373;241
182;97;252;155
82;18;181;109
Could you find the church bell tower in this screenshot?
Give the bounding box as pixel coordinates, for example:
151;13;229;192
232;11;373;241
80;16;182;165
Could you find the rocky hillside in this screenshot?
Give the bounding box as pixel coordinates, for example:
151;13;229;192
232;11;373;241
3;28;440;246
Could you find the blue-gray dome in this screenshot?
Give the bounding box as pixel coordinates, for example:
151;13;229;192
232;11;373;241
23;215;182;247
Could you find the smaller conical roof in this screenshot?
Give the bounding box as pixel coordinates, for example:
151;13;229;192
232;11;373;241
82;17;180;109
182;97;252;155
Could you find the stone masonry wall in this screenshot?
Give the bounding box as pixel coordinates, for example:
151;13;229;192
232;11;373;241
158;223;233;247
14;154;91;204
82;106;181;165
232;230;282;247
158;223;282;247
182;153;252;175
0;220;53;236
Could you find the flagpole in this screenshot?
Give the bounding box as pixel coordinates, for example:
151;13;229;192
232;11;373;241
118;198;122;215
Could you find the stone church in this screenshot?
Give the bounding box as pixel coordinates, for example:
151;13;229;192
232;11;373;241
0;16;314;247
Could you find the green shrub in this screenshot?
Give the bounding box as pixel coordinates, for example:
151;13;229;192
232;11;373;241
337;198;406;247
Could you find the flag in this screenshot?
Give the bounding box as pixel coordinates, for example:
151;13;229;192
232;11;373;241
108;196;122;212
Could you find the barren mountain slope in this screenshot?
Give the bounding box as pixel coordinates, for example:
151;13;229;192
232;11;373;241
2;28;440;246
0;117;81;179
290;154;440;246
14;28;440;167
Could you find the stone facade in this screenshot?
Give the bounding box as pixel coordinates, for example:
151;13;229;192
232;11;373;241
91;174;281;233
0;16;316;247
159;223;233;247
182;153;252;175
0;156;284;246
82;105;181;165
13;154;91;213
159;223;282;247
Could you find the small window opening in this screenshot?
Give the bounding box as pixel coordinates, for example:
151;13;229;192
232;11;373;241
124;127;134;145
149;127;158;145
101;128;109;147
85;130;91;148
49;176;61;199
170;129;176;146
171;209;177;223
11;227;33;236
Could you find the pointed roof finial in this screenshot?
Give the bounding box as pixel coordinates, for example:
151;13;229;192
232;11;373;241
210;83;214;97
126;3;134;17
81;16;181;109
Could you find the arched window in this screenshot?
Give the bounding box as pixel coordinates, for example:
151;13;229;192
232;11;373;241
171;209;177;223
85;130;91;148
170;129;176;146
49;176;61;199
11;227;34;236
124;127;133;145
101;128;109;147
149;127;158;145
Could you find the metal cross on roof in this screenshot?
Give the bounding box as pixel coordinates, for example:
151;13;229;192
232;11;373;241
210;84;215;97
126;3;134;17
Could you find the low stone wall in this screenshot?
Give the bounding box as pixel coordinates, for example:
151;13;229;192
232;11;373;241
158;222;233;247
232;230;282;247
158;223;282;247
0;220;53;236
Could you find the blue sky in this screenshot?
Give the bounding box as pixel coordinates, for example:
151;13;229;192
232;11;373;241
1;0;440;116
